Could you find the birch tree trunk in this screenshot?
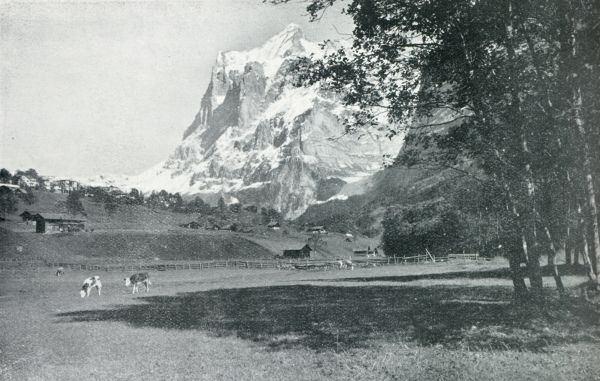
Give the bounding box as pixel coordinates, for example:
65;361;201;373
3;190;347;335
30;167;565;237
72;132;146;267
505;0;544;300
544;226;565;294
568;0;600;288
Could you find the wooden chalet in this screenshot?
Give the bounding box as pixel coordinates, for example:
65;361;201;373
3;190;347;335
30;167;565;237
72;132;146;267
19;211;38;222
267;221;281;230
33;213;86;233
307;225;327;234
282;244;312;259
180;221;202;229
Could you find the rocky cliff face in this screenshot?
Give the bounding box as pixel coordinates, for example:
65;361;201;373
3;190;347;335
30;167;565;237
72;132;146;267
127;24;401;218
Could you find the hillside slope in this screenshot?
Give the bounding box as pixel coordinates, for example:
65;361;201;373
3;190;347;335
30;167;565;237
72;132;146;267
295;166;456;235
0;228;274;262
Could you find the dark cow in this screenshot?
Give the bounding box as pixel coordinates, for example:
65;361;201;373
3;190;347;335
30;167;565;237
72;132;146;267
80;276;102;298
55;266;65;277
124;272;151;294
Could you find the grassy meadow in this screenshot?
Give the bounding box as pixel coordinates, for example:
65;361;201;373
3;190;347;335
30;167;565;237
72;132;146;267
1;262;599;380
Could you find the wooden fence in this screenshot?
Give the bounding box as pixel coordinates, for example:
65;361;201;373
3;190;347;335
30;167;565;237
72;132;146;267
444;253;480;261
0;252;479;273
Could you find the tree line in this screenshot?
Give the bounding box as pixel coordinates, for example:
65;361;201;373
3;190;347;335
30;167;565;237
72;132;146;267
0;167;282;225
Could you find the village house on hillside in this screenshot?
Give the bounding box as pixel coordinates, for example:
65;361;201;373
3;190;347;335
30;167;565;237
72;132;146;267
267;221;280;230
17;175;38;189
282;244;312;259
308;225;327;234
19;211;38;222
40;177;82;193
180;221;202;229
33;213;86;233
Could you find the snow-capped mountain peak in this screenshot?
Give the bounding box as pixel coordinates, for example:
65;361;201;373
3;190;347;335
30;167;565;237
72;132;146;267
114;24;401;218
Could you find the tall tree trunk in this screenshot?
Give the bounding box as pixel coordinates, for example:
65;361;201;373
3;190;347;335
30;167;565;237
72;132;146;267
578;203;597;283
505;0;544;300
523;228;544;301
581;234;595;282
574;241;581;265
573;86;600;287
567;0;600;287
508;251;528;300
544;226;565;295
503;182;531;299
565;226;572;265
565;200;573;265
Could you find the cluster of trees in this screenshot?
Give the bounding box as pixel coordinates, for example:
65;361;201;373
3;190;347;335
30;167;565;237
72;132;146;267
145;190;184;211
0;168;38;217
278;0;600;300
65;191;86;216
92;186;282;225
382;199;461;257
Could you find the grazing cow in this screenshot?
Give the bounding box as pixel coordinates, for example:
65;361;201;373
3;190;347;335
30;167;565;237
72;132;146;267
80;276;102;298
55;267;65;277
343;259;354;270
124;273;151;294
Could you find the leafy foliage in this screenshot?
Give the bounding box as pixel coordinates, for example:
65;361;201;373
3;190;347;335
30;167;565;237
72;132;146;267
0;187;18;217
382;199;461;257
0;168;12;184
277;0;600;297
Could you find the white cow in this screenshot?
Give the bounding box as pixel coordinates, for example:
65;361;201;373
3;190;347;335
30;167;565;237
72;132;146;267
343;259;354;270
337;259;354;270
80;276;102;298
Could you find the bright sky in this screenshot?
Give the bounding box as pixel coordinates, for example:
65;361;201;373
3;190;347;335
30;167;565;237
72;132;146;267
0;0;352;177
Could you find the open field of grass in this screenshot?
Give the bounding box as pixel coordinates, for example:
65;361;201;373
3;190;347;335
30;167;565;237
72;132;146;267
1;261;599;380
0;224;382;263
0;228;274;262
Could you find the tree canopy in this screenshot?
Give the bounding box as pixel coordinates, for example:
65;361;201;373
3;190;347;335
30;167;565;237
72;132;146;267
277;0;600;300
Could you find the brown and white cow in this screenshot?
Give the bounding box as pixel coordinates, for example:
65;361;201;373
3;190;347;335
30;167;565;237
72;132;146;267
124;273;151;294
80;276;102;298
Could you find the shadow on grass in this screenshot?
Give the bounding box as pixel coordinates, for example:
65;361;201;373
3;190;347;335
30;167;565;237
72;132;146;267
56;283;600;352
318;263;590;284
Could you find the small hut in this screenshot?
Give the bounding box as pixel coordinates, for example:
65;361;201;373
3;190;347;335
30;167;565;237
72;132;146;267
19;211;38;222
33;213;86;233
282;244;312;259
267;221;281;230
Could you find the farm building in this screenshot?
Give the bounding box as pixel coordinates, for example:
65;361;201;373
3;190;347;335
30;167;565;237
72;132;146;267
221;223;237;231
19;211;38;222
353;246;378;256
282;244;312;259
33;213;86;233
205;223;221;230
267;221;280;230
180;221;202;229
307;225;327;234
17;176;38;188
